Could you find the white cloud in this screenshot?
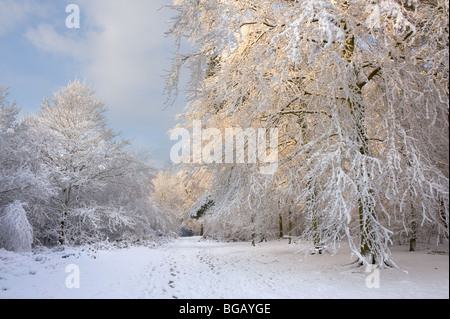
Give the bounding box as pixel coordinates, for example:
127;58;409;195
25;24;89;58
0;0;32;36
0;0;52;36
25;0;175;113
23;0;185;163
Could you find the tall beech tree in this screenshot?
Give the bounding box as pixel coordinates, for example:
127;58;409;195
166;0;449;265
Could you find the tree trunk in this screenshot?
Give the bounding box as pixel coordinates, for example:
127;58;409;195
341;15;378;264
288;210;293;244
349;93;378;264
251;214;256;246
59;217;65;245
359;199;374;263
313;213;322;254
59;186;72;246
279;214;284;239
409;198;417;252
409;232;417;252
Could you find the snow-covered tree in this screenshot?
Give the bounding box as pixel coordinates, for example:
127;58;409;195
151;168;186;233
0;86;53;208
151;167;210;236
166;0;449;265
28;80;164;245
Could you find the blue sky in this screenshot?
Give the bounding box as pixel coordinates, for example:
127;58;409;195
0;0;186;167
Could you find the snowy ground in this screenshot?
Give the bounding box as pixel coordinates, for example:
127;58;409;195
0;236;448;299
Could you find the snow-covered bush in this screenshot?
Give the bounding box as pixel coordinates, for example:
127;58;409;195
0;201;33;252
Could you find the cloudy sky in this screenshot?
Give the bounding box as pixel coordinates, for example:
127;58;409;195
0;0;187;167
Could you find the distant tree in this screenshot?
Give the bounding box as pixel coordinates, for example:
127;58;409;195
151;167;205;236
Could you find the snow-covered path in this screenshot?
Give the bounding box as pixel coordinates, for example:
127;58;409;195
138;237;302;299
0;237;448;299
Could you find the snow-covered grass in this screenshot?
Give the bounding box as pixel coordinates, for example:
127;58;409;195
0;237;448;299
